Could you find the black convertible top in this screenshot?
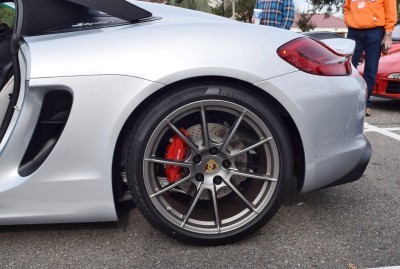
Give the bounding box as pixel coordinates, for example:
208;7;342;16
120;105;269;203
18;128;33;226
15;0;152;36
67;0;152;22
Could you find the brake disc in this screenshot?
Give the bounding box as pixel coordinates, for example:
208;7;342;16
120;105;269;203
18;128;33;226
178;123;247;200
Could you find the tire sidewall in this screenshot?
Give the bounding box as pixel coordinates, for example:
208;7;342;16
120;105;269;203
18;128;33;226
126;82;292;244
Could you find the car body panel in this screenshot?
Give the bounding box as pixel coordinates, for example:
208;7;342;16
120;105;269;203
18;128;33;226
320;38;355;56
0;1;370;225
255;67;367;192
26;21;299;84
0;74;163;224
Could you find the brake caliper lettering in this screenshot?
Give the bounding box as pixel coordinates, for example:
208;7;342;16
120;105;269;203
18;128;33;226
165;128;188;183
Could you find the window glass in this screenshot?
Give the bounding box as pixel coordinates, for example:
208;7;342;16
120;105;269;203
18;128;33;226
0;2;15;29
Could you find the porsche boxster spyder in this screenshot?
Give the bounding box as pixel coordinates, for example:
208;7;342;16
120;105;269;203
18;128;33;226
0;0;371;244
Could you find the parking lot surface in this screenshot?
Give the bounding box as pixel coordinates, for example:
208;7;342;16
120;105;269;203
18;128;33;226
0;97;399;269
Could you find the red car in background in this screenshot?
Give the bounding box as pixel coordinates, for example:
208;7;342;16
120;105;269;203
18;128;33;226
357;24;400;100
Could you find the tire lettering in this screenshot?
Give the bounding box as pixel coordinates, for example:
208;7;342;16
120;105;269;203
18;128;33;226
219;89;247;102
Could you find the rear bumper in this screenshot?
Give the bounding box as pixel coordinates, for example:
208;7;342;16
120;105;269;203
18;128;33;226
322;140;372;189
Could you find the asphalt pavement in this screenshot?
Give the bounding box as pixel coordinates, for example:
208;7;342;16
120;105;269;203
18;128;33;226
0;97;399;269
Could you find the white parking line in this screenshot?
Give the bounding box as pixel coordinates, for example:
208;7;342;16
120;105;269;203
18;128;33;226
384;128;400;131
362;124;400;269
367;267;400;269
364;123;400;141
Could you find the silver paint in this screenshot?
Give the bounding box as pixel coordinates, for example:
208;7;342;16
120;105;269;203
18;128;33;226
0;2;369;224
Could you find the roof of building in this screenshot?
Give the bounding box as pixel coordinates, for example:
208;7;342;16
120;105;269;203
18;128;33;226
292;14;346;28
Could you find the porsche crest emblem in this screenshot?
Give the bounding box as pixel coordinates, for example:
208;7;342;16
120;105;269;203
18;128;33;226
204;159;218;173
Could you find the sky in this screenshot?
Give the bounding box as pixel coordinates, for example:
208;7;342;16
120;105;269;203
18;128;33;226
294;0;344;17
294;0;311;12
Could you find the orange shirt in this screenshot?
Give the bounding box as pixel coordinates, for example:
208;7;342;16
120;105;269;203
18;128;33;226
343;0;397;32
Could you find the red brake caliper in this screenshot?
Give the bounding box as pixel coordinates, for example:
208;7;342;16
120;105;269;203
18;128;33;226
165;128;189;183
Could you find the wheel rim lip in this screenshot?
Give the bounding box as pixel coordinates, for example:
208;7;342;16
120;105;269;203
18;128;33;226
142;99;280;234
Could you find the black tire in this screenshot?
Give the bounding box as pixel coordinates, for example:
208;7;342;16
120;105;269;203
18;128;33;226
125;81;293;245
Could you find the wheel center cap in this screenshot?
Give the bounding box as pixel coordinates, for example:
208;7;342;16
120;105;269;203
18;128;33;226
204;159;219;174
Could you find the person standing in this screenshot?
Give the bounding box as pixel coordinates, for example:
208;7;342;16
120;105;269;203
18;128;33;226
169;0;211;13
255;0;294;30
344;0;397;116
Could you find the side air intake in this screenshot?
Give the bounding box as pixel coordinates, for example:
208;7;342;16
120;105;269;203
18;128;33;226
19;90;73;176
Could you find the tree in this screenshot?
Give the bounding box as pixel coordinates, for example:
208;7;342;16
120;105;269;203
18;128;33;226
297;12;316;32
308;0;341;15
211;0;256;23
310;0;400;18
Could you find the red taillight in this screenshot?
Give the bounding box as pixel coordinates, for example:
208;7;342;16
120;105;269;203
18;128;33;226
277;37;352;76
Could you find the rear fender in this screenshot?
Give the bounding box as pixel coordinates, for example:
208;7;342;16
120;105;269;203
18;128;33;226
321;38;356;56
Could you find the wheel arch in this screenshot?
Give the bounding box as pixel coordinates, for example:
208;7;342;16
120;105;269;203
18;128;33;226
111;76;305;206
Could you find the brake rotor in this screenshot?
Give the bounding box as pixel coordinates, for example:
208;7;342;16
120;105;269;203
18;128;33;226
178;123;247;200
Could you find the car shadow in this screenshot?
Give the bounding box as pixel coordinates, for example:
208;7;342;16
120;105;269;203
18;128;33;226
371;97;400;112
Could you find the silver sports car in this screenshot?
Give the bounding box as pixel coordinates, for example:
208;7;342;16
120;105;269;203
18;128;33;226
0;0;371;244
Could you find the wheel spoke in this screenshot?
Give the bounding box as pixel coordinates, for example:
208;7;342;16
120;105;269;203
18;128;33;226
145;156;193;168
200;102;210;149
229;169;277;182
223;178;259;214
229;137;273;158
211;186;221;233
150;174;193;198
139;98;284;235
181;183;205;228
166;119;200;154
220;110;247;153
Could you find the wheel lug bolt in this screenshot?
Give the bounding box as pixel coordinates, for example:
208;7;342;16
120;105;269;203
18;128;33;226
193;155;201;164
210;147;218;155
213;176;223;185
222;160;231;168
195;173;204;182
